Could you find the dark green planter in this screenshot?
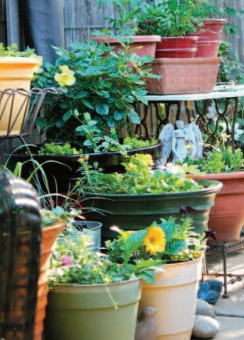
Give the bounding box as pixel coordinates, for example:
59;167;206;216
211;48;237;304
44;279;141;340
88;180;223;241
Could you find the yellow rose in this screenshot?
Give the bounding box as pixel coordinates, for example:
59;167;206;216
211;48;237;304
54;65;76;87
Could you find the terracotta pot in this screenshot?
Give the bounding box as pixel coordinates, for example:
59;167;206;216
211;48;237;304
157;36;199;49
0;57;39;137
34;223;64;340
190;172;244;242
91;36;161;57
139;257;203;340
195;40;221;58
146;57;221;95
156;48;197;58
188;18;227;41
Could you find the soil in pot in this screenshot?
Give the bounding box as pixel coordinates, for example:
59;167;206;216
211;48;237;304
44;278;141;340
87;180;223;242
91;36;161;57
191;172;244;242
139;257;203;340
5;142;162;193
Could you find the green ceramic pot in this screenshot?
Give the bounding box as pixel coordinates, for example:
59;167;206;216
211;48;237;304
88;180;223;241
44;278;141;340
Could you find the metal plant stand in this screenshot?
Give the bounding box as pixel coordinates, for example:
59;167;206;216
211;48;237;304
0;87;60;142
140;85;244;147
204;237;244;298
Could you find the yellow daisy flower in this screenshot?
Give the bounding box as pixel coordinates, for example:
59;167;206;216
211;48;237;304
54;65;76;87
144;226;166;256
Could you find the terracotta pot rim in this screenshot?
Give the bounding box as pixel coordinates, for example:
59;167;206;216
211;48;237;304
197;40;221;45
200;18;228;24
190;171;244;180
161;36;199;41
156;48;197;52
42;222;65;234
91;35;161;43
152;57;221;64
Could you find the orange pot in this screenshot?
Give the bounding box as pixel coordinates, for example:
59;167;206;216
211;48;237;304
34;223;64;340
190;172;244;242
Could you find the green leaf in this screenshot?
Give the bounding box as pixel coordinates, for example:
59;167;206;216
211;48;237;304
129;111;140;124
165;239;187;255
159;219;176;242
114;111;124;120
82;99;94;110
75;91;87;99
122;230;147;263
95;103;109;115
63;111;72;121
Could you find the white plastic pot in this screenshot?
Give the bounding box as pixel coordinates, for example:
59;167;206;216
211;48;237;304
139;257;203;340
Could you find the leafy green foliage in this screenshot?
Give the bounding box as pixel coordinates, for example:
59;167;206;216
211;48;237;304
49;225;160;287
107;217;205;266
135;0;200;37
182;147;244;174
38;143;83;156
0;43;36;57
32;41;156;146
78;154;204;195
123;135;157;149
41;206;82;228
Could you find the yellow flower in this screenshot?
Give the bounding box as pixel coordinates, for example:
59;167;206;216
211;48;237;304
34;55;43;74
186;144;193;149
144;226;166;256
54;65;76;87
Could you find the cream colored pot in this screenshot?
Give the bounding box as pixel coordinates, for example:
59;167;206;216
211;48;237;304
0;57;39;136
139;257;203;340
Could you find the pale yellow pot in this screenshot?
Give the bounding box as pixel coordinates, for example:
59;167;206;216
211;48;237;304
0;57;39;136
139;257;203;340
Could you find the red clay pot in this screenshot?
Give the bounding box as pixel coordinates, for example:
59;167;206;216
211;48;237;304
91;35;161;57
157;36;199;49
188;18;227;41
146;57;221;95
156;48;197;58
195;40;221;58
34;223;64;340
191;172;244;242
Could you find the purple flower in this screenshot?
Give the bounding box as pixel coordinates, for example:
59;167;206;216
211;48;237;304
62;255;73;266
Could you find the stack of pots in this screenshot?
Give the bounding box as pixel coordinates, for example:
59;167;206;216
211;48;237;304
146;18;226;95
187;18;227;58
156;19;227;59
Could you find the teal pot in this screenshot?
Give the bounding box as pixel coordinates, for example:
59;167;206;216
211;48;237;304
88;180;222;241
44;278;141;340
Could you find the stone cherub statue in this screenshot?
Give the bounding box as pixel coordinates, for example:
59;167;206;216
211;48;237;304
159;120;203;166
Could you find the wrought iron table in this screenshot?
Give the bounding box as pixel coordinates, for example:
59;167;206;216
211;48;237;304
204;237;244;298
140;85;244;147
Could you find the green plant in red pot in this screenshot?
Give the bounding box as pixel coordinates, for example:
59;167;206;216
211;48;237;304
182;146;244;242
135;0;201;58
91;0;161;57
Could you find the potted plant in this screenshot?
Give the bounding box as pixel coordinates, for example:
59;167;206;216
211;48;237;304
186;0;228;57
107;217;205;340
78;154;222;241
44;225;160;340
0;44;41;136
91;0;161;57
183;146;244;242
135;0;200;58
